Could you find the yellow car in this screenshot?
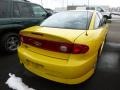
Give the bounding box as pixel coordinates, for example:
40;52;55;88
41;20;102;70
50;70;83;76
18;10;108;84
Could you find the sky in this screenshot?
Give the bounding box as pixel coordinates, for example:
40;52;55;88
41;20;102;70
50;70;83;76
28;0;120;9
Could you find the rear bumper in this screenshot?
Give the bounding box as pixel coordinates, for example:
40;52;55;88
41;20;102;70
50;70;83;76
18;46;97;84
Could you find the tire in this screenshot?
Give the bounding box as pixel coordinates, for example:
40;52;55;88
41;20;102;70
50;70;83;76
0;32;19;53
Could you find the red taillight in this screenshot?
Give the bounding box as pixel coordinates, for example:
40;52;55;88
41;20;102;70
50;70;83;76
72;44;89;54
20;35;89;54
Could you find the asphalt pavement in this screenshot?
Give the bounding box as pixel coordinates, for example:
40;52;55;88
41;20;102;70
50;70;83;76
0;17;120;90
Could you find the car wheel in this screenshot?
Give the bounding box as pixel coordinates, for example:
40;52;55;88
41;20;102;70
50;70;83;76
0;32;19;53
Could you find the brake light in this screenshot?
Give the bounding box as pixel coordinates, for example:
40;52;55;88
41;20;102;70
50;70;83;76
73;44;89;54
20;35;89;54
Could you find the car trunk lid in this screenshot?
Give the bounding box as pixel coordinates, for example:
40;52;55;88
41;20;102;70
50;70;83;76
20;26;85;60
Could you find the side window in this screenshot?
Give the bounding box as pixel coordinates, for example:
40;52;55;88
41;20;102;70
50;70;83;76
97;12;103;20
94;14;101;29
17;2;33;17
0;2;9;18
13;2;20;17
31;4;47;17
96;7;104;12
97;12;105;26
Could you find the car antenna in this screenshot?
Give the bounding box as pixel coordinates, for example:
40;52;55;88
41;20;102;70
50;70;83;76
85;0;89;36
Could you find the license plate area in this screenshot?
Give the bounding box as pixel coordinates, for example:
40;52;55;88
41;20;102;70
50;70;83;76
25;59;44;69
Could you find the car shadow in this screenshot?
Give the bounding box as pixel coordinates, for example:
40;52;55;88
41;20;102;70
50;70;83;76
0;51;16;57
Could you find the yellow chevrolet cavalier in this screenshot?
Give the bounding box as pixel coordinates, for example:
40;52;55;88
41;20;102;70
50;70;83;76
18;10;108;84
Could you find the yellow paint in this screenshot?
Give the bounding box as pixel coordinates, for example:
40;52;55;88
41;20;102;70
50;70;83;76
18;11;108;84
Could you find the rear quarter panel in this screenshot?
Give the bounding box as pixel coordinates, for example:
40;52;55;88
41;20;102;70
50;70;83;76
69;24;108;64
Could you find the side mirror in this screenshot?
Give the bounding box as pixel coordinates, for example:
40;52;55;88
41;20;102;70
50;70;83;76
46;12;52;17
103;14;112;20
100;9;104;12
106;19;111;23
108;14;112;19
103;17;111;24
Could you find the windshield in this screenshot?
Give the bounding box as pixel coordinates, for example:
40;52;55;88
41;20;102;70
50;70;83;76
40;11;93;30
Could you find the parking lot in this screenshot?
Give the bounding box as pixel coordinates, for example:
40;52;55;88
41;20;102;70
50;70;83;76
0;16;120;90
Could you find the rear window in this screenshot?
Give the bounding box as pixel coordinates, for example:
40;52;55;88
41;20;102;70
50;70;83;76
40;11;93;30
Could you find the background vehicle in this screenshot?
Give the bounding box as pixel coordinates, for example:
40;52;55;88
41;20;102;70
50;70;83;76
45;8;57;14
0;0;51;53
18;10;108;84
76;6;112;19
86;6;112;19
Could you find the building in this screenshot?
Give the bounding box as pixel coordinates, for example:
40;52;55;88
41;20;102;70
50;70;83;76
67;5;87;10
67;5;110;11
54;7;67;12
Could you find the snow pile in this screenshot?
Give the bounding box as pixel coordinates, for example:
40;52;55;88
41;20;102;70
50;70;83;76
5;73;35;90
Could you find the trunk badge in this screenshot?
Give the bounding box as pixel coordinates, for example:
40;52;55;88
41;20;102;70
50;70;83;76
33;41;42;47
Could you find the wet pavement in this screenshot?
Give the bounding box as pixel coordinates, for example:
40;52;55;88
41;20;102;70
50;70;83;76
0;17;120;90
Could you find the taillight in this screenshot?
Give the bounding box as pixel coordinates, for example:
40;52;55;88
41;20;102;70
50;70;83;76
72;44;89;54
20;35;89;54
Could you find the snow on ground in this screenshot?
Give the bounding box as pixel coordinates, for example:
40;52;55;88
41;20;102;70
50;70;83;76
5;73;35;90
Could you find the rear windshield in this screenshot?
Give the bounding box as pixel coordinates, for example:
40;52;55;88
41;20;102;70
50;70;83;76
40;11;93;30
